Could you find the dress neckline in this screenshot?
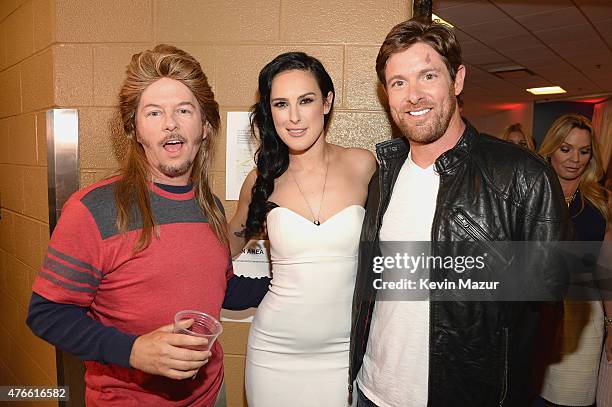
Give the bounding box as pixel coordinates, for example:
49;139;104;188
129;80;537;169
268;204;364;227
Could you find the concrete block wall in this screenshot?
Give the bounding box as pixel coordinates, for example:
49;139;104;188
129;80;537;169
0;2;57;406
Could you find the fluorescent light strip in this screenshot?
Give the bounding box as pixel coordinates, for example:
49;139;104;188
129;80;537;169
526;86;567;95
432;14;454;28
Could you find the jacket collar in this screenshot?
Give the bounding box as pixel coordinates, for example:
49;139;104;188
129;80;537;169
374;119;478;174
434;120;478;174
375;137;408;162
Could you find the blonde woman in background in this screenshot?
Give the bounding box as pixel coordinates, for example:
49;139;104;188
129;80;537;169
501;122;536;151
537;114;611;407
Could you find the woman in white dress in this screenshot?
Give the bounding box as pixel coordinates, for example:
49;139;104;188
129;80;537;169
229;52;376;406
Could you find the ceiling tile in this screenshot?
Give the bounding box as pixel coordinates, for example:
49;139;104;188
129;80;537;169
534;65;583;79
433;0;479;12
463;64;499;80
461;40;494;56
503;45;558;62
453;28;478;44
593;18;612;38
461;18;527;39
533;23;600;45
591;77;612;90
561;81;602;94
575;0;612;22
515;56;569;71
435;1;507;27
516;7;586;31
463;52;511;66
494;0;574;17
505;75;552;88
484;33;539;52
548;38;609;57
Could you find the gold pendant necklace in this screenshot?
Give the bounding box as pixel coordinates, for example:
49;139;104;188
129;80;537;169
289;153;329;226
565;189;578;207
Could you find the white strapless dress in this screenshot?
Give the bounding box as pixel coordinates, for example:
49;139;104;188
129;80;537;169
245;205;365;407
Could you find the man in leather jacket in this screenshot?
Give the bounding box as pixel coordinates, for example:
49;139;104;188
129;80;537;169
349;18;570;407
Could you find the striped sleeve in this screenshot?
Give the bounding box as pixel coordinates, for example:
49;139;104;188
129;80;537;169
33;196;104;307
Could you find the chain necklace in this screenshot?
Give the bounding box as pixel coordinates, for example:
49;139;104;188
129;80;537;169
289;153;329;226
565;189;578;207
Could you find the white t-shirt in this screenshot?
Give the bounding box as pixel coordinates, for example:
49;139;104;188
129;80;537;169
357;152;439;407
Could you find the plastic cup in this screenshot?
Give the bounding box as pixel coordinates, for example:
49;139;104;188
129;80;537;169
173;310;223;351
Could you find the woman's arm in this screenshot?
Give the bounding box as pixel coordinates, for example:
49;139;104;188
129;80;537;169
350;148;377;199
228;169;258;257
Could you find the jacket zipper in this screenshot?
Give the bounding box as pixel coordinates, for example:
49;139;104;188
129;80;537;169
450;209;511;264
499;327;509;406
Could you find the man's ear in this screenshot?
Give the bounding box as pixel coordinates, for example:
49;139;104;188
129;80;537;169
454;65;466;96
202;122;209;140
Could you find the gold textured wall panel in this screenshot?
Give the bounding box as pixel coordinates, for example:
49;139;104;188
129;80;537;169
13;214;41;270
33;0;55;52
214;45;345;108
4;0;34;66
0;210;15;253
280;0;408;43
93;45;154;107
0;66;21;116
10;113;37;165
55;0;153;43
344;46;387;110
53;44;94;106
23;167;49;222
35;111;47;165
20;49;53;112
0;164;25;212
155;1;280;43
79;108;124;169
0;119;8;163
328;111;397;151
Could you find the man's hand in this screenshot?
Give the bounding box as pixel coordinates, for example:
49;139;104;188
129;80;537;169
129;321;211;379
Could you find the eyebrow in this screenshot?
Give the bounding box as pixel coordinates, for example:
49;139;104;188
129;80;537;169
386;67;441;85
270;92;317;103
141;101;197;110
561;142;591;149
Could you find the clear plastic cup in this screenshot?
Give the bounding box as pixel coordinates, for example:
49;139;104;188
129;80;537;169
173;310;223;351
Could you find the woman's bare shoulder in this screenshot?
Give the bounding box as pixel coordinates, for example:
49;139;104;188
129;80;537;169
334;146;377;178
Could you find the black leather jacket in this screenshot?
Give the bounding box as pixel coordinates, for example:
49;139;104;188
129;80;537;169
349;123;570;407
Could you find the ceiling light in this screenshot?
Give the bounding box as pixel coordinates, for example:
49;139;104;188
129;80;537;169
432;14;454;28
526;86;566;95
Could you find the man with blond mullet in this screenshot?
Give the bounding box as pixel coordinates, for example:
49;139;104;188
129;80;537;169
27;45;269;406
350;18;570;407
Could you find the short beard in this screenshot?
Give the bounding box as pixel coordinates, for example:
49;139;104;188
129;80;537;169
159;159;193;178
397;86;456;145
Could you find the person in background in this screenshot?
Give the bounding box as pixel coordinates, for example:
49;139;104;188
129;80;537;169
229;51;376;406
501;122;536;151
26;44;269;406
537;114;611;407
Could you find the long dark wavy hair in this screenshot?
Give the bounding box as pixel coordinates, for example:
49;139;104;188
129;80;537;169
244;52;335;238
